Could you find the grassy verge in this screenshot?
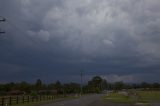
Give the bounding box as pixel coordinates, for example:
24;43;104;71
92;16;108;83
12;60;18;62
137;91;160;103
11;96;78;106
12;100;53;106
103;92;135;104
103;90;160;106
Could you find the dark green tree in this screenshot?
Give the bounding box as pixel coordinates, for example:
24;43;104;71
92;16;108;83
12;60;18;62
87;76;103;93
19;81;31;93
55;81;62;94
35;79;43;91
114;81;124;90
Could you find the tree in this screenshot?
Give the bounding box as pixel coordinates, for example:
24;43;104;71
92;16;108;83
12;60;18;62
101;79;108;90
19;81;31;93
152;83;160;89
48;83;55;90
55;81;61;89
4;82;15;91
63;83;80;94
141;82;150;89
91;76;103;88
114;81;124;90
35;79;43;91
87;76;103;93
55;81;62;94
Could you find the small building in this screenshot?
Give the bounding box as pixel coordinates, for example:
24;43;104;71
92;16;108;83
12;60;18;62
49;90;57;95
38;90;48;95
38;90;57;95
8;90;25;95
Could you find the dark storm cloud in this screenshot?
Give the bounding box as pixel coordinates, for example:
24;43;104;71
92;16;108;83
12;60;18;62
0;0;160;83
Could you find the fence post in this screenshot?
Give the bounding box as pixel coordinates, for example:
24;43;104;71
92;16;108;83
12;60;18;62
40;95;42;101
16;96;19;104
37;96;39;102
42;95;44;100
22;96;24;103
36;96;38;102
5;98;8;106
31;96;33;102
1;98;4;106
9;97;12;105
27;96;30;102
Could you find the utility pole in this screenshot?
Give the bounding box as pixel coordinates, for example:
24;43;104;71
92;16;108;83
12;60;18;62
80;70;84;96
0;17;6;34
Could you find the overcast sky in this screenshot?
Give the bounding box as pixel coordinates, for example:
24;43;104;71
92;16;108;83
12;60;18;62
0;0;160;83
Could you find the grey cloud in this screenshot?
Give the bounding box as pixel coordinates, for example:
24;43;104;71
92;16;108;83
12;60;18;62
0;0;160;82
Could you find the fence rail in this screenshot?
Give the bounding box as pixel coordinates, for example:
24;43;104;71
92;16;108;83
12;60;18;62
0;95;66;106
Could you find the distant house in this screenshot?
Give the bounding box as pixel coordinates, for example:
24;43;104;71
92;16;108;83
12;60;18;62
49;90;57;95
8;90;25;95
38;90;57;95
38;90;48;95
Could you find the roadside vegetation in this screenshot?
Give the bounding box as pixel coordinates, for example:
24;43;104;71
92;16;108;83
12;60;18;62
0;76;160;106
137;91;160;103
103;90;160;106
104;92;135;103
12;100;56;106
11;96;77;106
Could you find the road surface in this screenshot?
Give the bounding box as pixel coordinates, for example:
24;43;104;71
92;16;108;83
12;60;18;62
41;94;135;106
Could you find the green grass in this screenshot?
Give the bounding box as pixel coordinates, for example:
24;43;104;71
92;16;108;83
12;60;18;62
137;91;160;103
103;90;160;106
11;100;54;106
11;99;65;106
11;96;78;106
103;92;135;103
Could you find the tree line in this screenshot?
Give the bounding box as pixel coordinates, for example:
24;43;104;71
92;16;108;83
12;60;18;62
0;76;160;96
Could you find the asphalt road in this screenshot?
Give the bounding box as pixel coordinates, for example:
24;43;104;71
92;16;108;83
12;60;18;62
41;94;135;106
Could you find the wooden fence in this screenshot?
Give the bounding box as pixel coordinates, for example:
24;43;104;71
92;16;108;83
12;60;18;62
0;95;66;106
